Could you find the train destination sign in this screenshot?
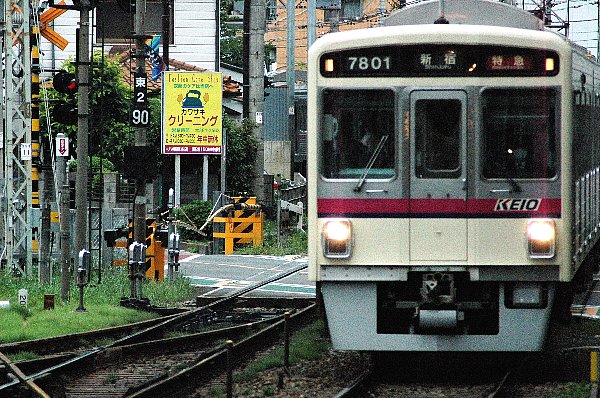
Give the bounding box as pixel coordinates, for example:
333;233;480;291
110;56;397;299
320;45;559;78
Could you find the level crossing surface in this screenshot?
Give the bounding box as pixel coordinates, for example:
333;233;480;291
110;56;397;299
176;253;314;298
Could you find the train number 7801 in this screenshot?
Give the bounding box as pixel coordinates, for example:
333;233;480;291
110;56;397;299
348;56;391;71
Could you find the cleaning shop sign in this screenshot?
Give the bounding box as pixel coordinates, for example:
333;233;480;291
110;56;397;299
161;72;223;155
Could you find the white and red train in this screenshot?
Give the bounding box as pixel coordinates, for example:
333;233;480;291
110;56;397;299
307;0;600;351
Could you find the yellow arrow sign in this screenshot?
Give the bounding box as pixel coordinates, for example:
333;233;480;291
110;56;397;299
40;1;69;50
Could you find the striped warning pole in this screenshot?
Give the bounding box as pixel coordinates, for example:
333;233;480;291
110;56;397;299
31;22;41;255
591;350;599;398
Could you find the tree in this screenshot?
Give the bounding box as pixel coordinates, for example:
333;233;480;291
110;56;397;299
42;52;140;173
223;115;259;194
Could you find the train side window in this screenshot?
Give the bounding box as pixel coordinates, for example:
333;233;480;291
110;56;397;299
415;99;462;178
482;89;557;179
321;89;395;180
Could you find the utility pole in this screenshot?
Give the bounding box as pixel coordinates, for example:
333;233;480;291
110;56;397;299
74;4;92;267
245;0;266;203
307;0;316;47
329;7;339;33
287;0;295;168
133;0;147;254
57;144;70;301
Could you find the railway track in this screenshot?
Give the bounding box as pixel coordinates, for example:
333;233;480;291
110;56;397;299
1;264;311;397
328;347;595;398
34;304;314;398
333;370;372;398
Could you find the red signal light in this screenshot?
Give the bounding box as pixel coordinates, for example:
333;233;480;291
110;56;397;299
53;70;78;95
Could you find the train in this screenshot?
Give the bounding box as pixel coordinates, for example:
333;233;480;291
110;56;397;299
307;0;600;351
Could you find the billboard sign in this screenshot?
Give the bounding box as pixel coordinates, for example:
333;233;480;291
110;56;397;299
161;72;223;155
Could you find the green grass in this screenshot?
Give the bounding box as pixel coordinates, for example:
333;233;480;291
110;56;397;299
545;383;591;397
0;265;194;343
207;320;328;397
234;320;328;382
8;351;40;361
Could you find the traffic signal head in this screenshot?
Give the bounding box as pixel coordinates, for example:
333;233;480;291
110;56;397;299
53;70;78;95
53;100;78;125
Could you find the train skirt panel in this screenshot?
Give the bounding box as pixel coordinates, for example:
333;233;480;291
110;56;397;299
322;281;555;351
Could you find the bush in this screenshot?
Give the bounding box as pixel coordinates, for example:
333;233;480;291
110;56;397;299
176;200;215;241
223;116;258;195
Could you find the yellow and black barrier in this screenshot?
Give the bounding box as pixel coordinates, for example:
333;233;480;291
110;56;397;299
213;197;263;255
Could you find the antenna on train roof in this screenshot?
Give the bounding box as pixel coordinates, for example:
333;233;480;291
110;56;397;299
434;0;449;24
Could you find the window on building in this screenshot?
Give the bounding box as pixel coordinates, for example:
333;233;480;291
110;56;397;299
95;0;174;43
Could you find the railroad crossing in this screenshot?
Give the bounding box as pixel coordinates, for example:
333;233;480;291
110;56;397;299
177;253;314;298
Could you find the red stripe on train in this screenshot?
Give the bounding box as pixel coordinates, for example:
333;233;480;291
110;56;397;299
317;198;562;216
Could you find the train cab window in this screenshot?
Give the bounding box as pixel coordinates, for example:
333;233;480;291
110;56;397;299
321;89;395;179
415;99;462;178
482;89;557;179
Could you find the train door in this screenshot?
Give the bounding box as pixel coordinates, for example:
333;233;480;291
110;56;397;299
409;90;468;261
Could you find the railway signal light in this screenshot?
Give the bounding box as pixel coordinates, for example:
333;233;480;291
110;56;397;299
53;70;78;95
52;71;78;125
53;100;78;125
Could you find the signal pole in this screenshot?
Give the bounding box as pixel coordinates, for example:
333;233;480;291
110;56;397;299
133;0;147;254
74;4;92;270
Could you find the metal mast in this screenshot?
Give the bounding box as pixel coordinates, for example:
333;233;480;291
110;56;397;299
3;0;33;274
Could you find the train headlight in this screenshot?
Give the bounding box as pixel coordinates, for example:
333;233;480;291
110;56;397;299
527;219;555;259
322;219;352;258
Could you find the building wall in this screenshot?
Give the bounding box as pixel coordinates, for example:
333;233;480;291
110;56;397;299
39;0;218;75
265;0;395;70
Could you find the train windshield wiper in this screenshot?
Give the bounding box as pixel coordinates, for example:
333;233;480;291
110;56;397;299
503;157;522;193
506;176;522;193
354;135;388;192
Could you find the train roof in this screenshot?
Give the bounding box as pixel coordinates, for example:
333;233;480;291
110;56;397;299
384;0;544;30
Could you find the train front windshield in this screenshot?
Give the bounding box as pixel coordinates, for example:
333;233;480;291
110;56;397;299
482;88;558;179
321;89;395;179
320;88;558;181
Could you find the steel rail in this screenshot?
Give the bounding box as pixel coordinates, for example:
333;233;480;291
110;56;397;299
485;354;532;398
0;351;50;398
333;370;372;398
0;262;308;393
14;314;285;375
126;303;315;398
